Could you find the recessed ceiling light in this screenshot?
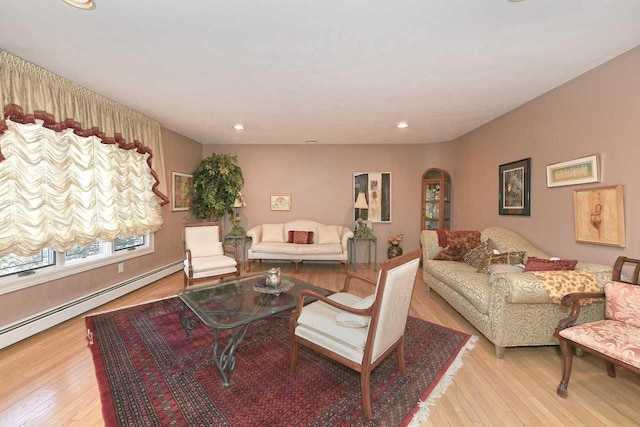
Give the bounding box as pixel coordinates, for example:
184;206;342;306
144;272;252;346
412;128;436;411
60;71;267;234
304;139;318;144
63;0;96;10
233;124;245;131
397;122;408;129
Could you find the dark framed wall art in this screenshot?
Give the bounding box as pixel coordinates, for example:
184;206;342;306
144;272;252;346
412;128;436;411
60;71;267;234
498;158;530;216
353;172;392;223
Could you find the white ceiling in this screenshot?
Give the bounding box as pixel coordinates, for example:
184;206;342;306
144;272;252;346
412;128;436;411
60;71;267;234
2;1;640;145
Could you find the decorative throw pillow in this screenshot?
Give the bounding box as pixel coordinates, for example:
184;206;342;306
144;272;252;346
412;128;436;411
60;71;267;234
478;251;526;274
525;256;577;271
463;238;498;269
605;281;640;328
287;230;314;244
336;294;375;328
317;225;341;244
262;224;285;243
433;231;481;262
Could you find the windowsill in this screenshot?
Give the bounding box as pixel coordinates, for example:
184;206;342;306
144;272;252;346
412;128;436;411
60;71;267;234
0;239;155;296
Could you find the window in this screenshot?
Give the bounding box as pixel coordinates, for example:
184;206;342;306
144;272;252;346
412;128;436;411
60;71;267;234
0;234;154;293
0;250;55;278
115;236;145;251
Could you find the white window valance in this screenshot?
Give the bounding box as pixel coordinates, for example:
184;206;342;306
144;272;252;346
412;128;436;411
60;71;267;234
0;119;163;257
0;49;168;201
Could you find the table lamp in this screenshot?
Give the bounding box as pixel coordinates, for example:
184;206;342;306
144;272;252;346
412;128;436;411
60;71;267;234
231;193;247;236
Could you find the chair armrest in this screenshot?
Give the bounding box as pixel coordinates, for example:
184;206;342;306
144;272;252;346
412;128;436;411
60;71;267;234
341;272;377;292
295;290;374;318
223;243;238;261
556;291;605;331
185;248;193;273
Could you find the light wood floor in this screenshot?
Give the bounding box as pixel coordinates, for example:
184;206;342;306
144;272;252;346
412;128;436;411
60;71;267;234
1;263;639;426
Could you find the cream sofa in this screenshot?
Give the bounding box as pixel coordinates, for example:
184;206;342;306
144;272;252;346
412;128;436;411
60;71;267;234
247;220;354;273
421;226;612;358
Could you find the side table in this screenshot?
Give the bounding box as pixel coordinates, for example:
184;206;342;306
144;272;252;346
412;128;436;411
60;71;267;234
224;235;251;271
349;235;378;272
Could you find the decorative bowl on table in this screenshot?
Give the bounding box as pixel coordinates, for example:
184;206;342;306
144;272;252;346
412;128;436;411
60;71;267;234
253;277;294;296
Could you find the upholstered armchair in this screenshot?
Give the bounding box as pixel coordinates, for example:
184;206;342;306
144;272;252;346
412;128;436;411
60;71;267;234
555;256;640;397
182;222;240;287
289;250;421;419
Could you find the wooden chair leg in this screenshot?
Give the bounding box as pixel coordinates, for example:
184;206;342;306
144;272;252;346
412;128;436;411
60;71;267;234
341;261;347;274
289;341;299;374
360;370;373;419
606;360;617;378
397;337;406;375
293;261;301;273
557;338;574;398
246;259;253;272
183;272;188;288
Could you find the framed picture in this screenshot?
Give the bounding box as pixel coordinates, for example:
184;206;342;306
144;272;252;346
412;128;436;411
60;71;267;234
270;194;291;211
573;184;625;247
546;154;600;187
171;172;193;212
498;158;530;216
353;172;392;223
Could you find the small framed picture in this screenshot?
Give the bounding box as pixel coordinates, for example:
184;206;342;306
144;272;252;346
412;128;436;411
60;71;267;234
498;158;530;216
270;194;291;211
546;154;600;187
172;172;193;212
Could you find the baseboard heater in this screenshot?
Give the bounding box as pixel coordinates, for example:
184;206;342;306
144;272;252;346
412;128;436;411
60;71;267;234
0;260;183;350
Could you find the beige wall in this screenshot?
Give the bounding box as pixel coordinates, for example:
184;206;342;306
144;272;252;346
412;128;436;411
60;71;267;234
5;44;638;327
0;128;202;326
203;142;460;262
452;46;640;264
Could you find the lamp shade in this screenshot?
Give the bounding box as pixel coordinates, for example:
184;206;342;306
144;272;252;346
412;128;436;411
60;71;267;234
354;192;368;209
233;192;247;208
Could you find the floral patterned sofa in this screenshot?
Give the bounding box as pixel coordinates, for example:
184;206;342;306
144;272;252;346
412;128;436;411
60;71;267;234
421;226;613;358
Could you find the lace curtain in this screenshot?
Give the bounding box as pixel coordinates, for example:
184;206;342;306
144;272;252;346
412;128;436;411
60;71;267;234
0;50;168;200
0;119;163;257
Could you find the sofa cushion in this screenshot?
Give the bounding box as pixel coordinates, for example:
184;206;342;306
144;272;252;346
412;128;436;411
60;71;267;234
559;320;640;370
262;224;285;243
434;231;481;262
464;238;497;269
606;281;640;328
424;260;492;314
525;256;577;271
288;230;314;244
251;242;343;255
478;251;526;274
317;225;341;244
488;263;525;284
336;294;376;328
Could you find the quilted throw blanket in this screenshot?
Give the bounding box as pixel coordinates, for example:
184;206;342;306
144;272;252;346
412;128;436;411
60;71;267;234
530;271;601;305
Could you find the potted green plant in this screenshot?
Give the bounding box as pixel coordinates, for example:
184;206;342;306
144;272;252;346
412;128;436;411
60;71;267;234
190;153;244;221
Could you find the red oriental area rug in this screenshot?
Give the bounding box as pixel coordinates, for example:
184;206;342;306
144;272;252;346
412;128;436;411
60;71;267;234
85;297;476;426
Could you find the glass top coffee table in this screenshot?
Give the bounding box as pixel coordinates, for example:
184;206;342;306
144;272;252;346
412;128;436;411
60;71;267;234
178;273;330;386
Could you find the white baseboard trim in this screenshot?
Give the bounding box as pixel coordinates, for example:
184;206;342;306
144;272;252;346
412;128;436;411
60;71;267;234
0;260;183;350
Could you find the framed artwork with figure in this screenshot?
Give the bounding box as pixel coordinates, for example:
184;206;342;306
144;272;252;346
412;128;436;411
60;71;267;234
498;158;530;216
353;172;391;223
573;185;625;247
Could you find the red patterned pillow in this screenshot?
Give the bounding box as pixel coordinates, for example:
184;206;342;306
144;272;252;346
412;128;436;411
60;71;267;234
433;231;481;262
287;230;314;244
525;257;577;271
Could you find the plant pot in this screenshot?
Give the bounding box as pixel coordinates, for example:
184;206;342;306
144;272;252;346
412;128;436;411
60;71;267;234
387;244;403;259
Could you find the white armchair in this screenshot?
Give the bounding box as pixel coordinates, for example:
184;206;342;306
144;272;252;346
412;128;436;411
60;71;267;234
289;249;421;419
182;222;240;287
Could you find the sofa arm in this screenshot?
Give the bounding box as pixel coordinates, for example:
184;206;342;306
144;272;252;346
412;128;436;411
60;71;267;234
420;230;442;261
340;228;354;252
246;225;262;244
